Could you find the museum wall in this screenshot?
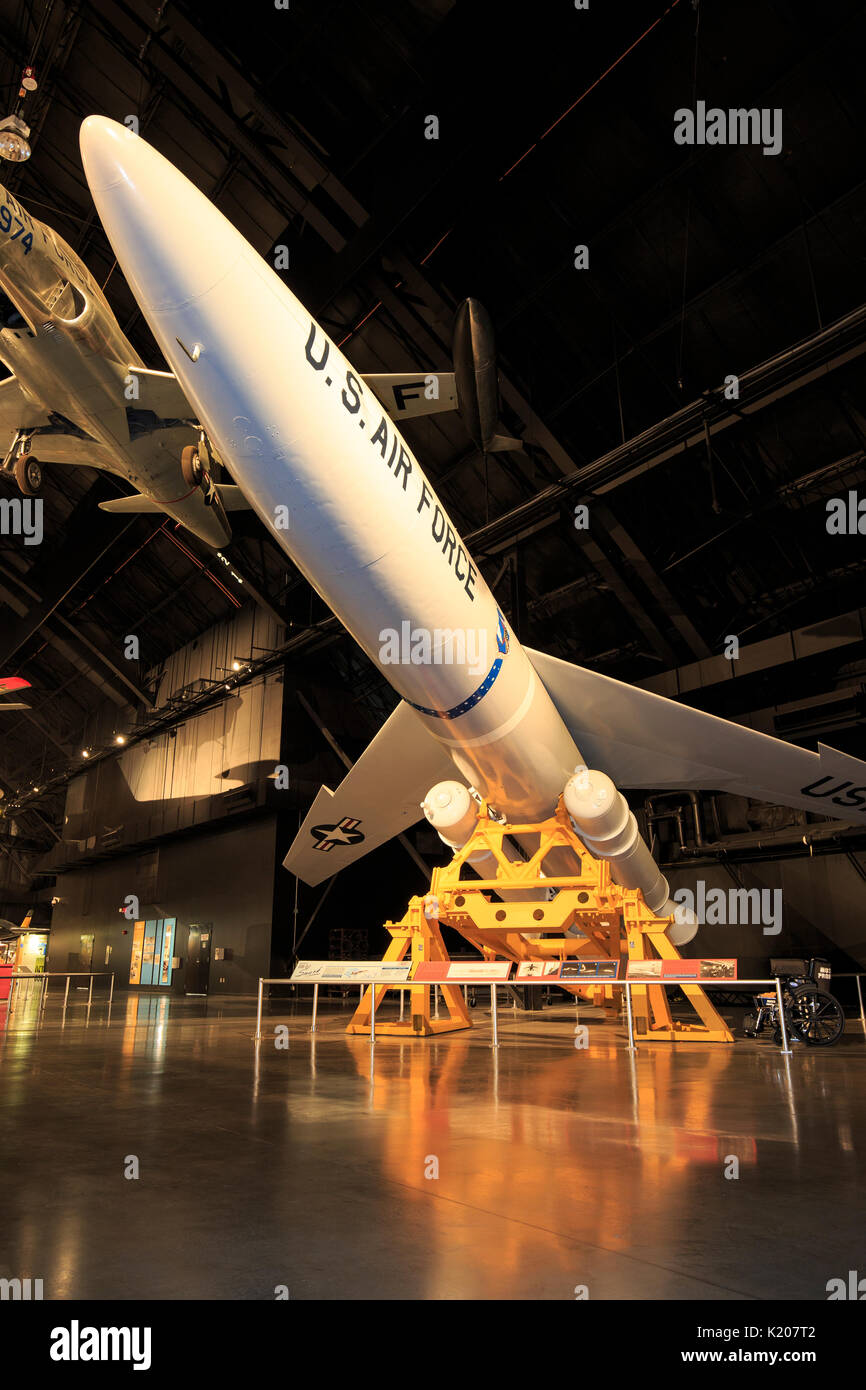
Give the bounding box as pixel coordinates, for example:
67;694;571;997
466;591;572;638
666;850;866;972
40;605;285;873
47;815;277;995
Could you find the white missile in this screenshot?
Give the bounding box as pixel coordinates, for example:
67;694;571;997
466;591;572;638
79;116;866;949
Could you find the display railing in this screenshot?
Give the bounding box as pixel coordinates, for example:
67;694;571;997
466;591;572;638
3;970;115;1014
253;972;866;1056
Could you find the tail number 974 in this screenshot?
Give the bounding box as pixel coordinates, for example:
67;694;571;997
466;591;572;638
0;204;33;254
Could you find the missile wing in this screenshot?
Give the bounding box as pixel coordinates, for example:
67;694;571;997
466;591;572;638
283;645;866;888
284;699;455;887
527;648;866;823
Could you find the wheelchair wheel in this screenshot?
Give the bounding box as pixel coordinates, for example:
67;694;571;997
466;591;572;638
788;986;845;1046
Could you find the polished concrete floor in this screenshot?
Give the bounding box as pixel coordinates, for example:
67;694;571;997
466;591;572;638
1;987;864;1300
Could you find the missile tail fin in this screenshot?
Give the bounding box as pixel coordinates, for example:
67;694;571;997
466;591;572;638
362;372;457;421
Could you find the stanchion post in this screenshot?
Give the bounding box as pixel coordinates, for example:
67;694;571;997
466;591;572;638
311;981;319;1033
775;977;793;1055
370;985;376;1048
624;981;637;1053
109;972;115;1004
63;975;71;1009
856;975;866;1037
399;987;405;1022
87;973;94;1006
255;977;264;1041
490;982;499;1048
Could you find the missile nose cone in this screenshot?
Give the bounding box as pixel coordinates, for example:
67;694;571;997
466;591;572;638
79;115;243;313
79;115;140;191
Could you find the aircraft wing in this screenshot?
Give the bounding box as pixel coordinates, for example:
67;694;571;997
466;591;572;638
528;647;866;825
126;367;196;419
0;377;113;464
283;699;456;886
0;375;50;442
0;675;31;709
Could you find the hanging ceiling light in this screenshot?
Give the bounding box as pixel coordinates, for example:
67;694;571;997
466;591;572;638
0;114;31;163
0;54;40;164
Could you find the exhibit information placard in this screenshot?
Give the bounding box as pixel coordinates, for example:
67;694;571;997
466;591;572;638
625;958;738;980
516;959;620;979
412;961;512;982
129;920;145;985
291;960;412;983
160;919;176;986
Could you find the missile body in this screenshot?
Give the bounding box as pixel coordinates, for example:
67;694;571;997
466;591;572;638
80;117;679;925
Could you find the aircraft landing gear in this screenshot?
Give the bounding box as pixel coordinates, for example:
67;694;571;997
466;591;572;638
181;443;205;488
181;435;219;505
14;453;42;496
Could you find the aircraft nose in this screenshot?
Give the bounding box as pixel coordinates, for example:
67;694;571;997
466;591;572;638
79;115;244;312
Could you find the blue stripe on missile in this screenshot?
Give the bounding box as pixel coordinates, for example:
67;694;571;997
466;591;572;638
406;609;509;721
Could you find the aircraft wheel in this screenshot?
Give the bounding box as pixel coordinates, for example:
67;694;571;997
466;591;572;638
181;444;204;488
743;1011;758;1037
14;454;42;495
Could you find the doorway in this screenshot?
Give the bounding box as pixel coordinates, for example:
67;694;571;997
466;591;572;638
184;924;211;995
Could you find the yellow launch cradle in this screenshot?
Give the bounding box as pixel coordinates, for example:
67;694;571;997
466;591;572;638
349;796;732;1042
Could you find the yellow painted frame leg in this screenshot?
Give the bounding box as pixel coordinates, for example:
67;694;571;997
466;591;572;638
348;897;471;1037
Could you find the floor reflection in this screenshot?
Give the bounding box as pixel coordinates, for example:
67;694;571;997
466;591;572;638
0;994;862;1300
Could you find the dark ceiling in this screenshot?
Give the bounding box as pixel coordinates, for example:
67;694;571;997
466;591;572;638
2;0;866;856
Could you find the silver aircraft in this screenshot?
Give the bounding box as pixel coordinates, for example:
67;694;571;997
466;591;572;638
0;175;246;546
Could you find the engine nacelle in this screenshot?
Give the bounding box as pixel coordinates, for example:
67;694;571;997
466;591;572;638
563;766;698;944
421;780;546;903
421;780;490;865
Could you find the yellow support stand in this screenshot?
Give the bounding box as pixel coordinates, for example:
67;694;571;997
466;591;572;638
349;796;732;1042
347;897;472;1037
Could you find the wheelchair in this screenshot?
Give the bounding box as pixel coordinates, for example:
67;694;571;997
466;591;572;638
742;957;845;1047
